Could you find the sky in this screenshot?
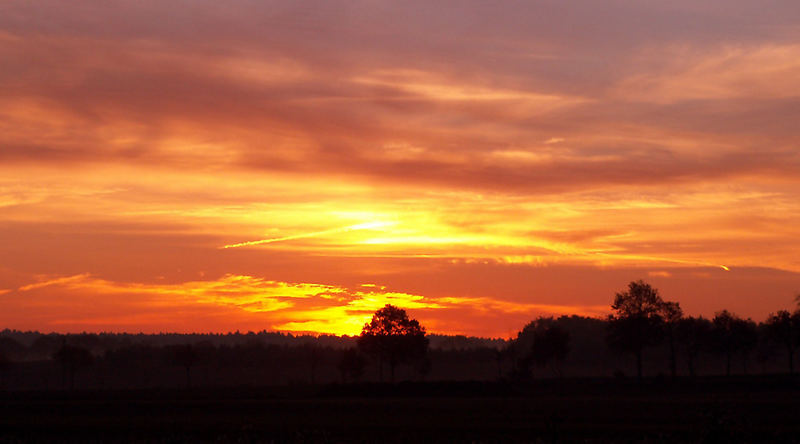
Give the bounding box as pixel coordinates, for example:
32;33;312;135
1;1;799;337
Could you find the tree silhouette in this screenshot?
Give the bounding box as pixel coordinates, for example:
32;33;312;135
357;304;428;382
676;316;712;377
530;325;571;377
711;311;757;376
493;348;506;380
415;355;432;381
732;317;758;374
515;318;571;378
0;350;9;390
302;343;323;385
607;280;668;381
0;336;25;362
53;341;93;390
337;348;366;383
660;301;683;379
170;344;198;388
755;322;778;374
765;309;800;375
712;310;737;377
30;334;63;360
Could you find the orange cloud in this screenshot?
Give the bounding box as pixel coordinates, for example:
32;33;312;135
3;273;612;337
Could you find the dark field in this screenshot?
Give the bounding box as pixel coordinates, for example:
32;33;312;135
2;378;799;443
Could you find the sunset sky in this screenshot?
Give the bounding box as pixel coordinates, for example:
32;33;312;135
1;1;799;337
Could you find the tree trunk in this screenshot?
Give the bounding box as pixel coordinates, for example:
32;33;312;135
687;351;696;378
668;336;677;379
636;350;643;381
185;365;191;388
726;351;731;377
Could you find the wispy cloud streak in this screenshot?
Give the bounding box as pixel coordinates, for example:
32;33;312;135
221;221;395;249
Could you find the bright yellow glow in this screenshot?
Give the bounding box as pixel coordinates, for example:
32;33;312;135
9;273;605;336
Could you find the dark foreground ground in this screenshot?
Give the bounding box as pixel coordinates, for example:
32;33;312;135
1;376;799;443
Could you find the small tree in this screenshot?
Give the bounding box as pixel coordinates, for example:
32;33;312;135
53;342;93;390
337;348;366;383
711;311;757;376
676;316;712;377
516;318;571;378
0;351;9;390
530;325;571;377
415;355;432;381
765;309;800;375
712;310;738;377
170;344;198;388
302;343;323;385
357;305;428;382
732;317;758;374
660;301;683;379
0;337;24;390
607;280;667;381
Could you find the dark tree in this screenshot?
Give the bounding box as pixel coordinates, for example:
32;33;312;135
30;334;63;360
607;280;667;381
711;310;737;377
357;304;429;382
515;318;571;378
676;316;712;377
337;348;366;383
415;355;432;381
53;342;93;390
732;317;758;374
302;343;323;385
530;325;571;377
765;309;800;375
0;336;26;362
0;350;9;390
755;322;778;374
493;348;506;380
660;301;683;379
712;310;756;376
170;344;198;387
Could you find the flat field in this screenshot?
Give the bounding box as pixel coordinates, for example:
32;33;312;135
1;378;798;443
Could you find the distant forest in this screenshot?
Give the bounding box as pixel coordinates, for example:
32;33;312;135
1;280;798;391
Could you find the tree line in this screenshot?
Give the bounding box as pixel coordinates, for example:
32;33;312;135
506;280;800;382
0;280;798;390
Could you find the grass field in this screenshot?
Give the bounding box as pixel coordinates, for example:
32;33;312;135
1;378;799;443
